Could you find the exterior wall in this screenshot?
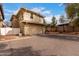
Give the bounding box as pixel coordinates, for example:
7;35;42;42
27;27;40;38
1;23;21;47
64;25;73;32
57;25;64;32
52;27;57;32
0;9;3;27
23;12;31;21
0;11;3;20
19;22;25;34
23;24;45;35
0;20;3;27
74;27;79;32
11;17;19;28
0;28;20;35
23;12;44;24
40;17;44;24
33;14;40;23
57;25;79;32
12;8;45;35
20;10;45;35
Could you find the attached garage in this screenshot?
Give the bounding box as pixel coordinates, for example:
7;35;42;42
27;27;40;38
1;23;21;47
21;22;45;35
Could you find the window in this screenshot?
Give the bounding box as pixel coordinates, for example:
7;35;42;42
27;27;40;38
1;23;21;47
30;13;33;19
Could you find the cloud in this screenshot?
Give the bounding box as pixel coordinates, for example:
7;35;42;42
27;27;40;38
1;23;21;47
4;9;15;13
55;14;70;25
5;7;61;24
58;3;64;7
4;8;17;21
4;8;19;16
31;7;53;24
13;8;20;15
44;15;53;24
42;10;52;15
4;13;11;16
31;7;45;13
44;14;61;24
55;15;60;20
54;15;61;24
31;7;52;16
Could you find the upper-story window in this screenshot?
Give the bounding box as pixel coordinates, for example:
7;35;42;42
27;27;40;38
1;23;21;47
30;13;33;19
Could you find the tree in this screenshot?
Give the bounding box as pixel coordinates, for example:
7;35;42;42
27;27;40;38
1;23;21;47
65;4;79;31
65;4;76;19
59;15;65;24
72;17;79;27
51;16;57;27
50;16;57;32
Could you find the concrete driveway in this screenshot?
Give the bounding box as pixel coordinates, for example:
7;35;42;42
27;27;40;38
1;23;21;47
0;34;79;56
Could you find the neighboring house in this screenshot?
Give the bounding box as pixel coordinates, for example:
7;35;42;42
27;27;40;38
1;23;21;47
10;15;19;28
57;19;73;32
0;4;4;27
10;8;45;35
57;23;73;32
57;22;79;32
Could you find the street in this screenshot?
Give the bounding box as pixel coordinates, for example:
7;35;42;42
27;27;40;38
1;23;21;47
0;34;79;56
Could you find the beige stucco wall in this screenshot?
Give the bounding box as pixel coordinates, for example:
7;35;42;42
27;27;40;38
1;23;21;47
0;11;3;20
11;19;19;28
0;20;3;27
0;11;3;27
23;12;44;24
12;9;45;35
19;22;25;34
23;12;31;21
0;28;20;35
20;11;45;35
11;15;20;28
23;24;45;35
57;25;74;32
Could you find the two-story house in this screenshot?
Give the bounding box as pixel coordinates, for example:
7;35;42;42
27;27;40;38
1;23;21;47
10;8;45;35
0;4;4;27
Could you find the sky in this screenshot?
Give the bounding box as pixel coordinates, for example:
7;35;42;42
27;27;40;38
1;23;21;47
2;3;66;24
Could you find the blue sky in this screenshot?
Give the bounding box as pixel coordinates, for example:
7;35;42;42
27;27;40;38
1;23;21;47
2;3;65;23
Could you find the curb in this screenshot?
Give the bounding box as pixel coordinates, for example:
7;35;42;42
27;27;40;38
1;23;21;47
0;36;32;43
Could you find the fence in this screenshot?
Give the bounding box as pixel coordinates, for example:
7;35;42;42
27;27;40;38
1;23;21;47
57;26;79;32
0;27;20;35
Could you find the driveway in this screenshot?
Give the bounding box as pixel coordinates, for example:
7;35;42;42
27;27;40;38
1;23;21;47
0;34;79;56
